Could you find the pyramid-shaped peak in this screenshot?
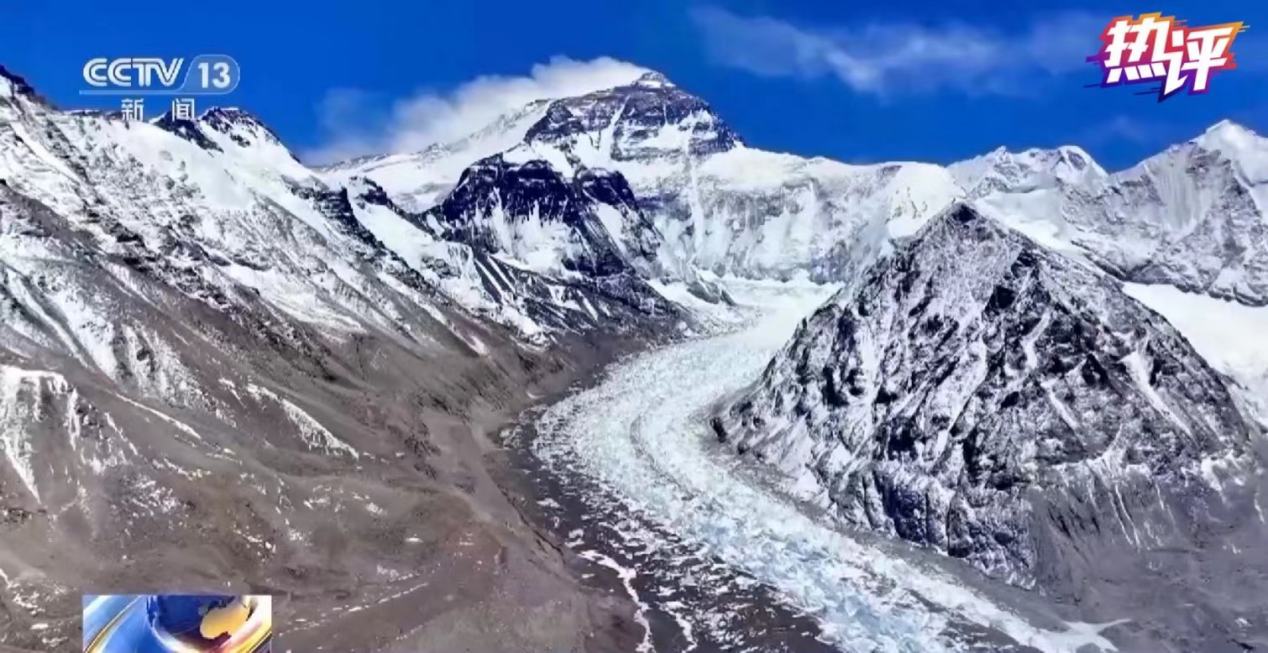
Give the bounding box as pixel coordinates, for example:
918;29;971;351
1191;118;1268;179
198;106;285;146
631;71;675;88
1204;119;1254;137
1194;119;1262;151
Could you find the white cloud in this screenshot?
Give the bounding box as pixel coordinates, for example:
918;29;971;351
689;6;1102;97
304;56;648;165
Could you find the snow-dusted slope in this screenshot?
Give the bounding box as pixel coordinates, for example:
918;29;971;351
717;204;1261;592
964;121;1268;307
339;72;965;285
498;73;965;282
0;63;437;524
1124;283;1268;425
347;164;685;338
0;64;676;650
950;145;1107;199
341;166;686;341
323;101;553;212
676;151;962;280
338;71;1268;312
0;79;463;346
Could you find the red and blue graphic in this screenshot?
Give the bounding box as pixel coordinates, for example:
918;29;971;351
1087;12;1248;100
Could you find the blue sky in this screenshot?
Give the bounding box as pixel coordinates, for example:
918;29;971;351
3;0;1265;170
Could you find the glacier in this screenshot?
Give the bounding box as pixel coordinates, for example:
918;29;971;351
529;279;1122;652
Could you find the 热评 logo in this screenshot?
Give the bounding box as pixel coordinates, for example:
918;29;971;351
1087;13;1247;101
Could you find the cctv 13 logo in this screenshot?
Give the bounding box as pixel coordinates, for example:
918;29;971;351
81;55;240;95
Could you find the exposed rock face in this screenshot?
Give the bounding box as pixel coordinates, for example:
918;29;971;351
528;71;743;160
423;155;658;278
717;204;1262;591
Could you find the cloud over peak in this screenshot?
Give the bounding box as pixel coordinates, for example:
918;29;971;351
306;56;648;164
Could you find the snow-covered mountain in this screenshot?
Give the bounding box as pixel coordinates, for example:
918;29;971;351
324;71;740;212
342;158;686;340
335;72;965;284
5;55;1268;650
0;58;692;508
960;121;1268;307
421;155;658;277
337;70;1268;315
716;203;1261;584
332;68;1268;651
0;64;688;650
950;145;1108;198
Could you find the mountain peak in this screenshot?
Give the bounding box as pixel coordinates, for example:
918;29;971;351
0;65;42;103
1193;118;1267;180
720;178;1257;586
916;201;1001;241
1195;118;1262;150
984;144;1097;170
197;106;289;152
520;70;741;160
1204;118;1253;136
631;71;674;89
199;106;275;135
950;144;1105;198
942;200;982;224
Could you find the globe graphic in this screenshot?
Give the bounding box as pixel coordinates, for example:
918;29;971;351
146;594;239;646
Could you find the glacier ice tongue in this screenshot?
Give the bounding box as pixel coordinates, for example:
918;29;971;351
532;279;1123;653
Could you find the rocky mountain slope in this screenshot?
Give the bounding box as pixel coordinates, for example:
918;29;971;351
0;65;667;652
717;203;1259;577
345;155;687;339
715;204;1268;649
